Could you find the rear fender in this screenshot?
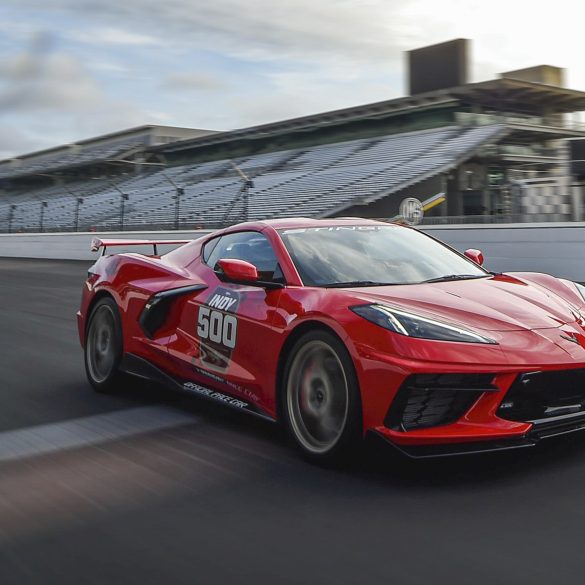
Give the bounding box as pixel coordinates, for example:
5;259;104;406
80;255;191;355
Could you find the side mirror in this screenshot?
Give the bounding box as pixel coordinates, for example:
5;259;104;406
464;249;484;266
217;258;259;282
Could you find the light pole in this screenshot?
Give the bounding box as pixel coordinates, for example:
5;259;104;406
174;187;185;230
232;162;254;223
74;197;84;232
119;191;129;231
63;185;84;232
39;201;48;233
221;162;254;226
104;182;129;231
8;204;16;233
163;174;185;230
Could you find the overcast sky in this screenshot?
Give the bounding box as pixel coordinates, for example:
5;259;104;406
0;0;583;158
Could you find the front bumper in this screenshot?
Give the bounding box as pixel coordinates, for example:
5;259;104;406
372;367;585;458
376;411;585;458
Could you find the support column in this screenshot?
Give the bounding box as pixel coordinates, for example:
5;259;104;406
571;184;583;222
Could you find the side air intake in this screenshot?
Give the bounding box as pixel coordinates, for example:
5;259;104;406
385;373;497;431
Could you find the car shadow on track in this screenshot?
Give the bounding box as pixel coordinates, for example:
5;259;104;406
351;431;585;489
110;377;585;489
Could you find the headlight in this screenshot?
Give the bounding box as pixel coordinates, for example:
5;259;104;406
351;304;497;344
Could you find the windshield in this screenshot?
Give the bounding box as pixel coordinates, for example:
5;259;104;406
278;225;488;287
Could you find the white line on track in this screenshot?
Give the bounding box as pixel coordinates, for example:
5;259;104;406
0;406;198;463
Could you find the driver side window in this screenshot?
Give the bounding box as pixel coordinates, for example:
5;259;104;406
203;231;284;283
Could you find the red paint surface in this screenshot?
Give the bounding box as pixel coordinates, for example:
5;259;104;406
78;218;585;449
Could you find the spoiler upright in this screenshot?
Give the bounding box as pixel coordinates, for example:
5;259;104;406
90;238;192;256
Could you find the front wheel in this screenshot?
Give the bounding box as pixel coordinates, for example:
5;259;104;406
282;330;362;463
84;296;125;393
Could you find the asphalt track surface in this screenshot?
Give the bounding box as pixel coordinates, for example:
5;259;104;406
3;258;585;584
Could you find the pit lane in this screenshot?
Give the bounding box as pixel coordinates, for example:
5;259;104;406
1;257;584;585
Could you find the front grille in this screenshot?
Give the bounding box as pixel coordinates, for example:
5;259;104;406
497;368;585;422
385;374;496;432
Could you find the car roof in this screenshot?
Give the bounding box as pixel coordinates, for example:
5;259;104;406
225;217;395;231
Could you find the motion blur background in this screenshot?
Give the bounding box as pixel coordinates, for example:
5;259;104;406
2;1;585;583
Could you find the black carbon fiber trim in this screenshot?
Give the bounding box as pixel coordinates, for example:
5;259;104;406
385;373;497;431
139;284;207;338
120;353;275;422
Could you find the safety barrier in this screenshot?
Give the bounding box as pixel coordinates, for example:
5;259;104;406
423;222;585;281
0;230;209;261
1;223;584;281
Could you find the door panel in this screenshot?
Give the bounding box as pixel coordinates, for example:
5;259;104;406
167;279;283;416
166;231;286;417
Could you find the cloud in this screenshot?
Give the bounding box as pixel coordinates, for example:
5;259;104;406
0;32;165;156
0;33;102;112
3;0;585;73
10;0;584;97
89;61;130;73
0;54;103;113
1;0;585;158
0;124;45;159
162;71;228;92
220;68;400;129
5;0;416;66
70;27;162;47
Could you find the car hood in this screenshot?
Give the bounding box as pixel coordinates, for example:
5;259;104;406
350;273;582;332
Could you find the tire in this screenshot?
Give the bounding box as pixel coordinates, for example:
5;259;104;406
282;329;362;463
84;296;126;393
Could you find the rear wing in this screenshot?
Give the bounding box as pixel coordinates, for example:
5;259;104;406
90;238;192;256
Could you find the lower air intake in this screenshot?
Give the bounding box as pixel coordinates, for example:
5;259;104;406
497;368;585;422
385;373;496;432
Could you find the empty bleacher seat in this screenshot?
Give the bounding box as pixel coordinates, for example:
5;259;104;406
0;125;506;232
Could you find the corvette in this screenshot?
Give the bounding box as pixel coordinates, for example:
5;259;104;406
78;218;585;460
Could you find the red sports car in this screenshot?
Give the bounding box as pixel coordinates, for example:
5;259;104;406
78;218;585;460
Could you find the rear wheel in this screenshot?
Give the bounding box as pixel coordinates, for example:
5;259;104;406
282;330;362;462
84;296;125;393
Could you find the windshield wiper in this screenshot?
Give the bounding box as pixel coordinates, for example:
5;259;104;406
322;280;398;288
421;274;488;284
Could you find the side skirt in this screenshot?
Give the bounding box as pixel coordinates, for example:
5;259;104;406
120;353;276;423
372;431;536;459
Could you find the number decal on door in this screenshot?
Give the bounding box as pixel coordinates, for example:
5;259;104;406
197;306;237;349
196;287;241;372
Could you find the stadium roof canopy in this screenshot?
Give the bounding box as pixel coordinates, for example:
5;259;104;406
0;125;216;180
1;75;584;184
451;78;585;112
158;78;585;155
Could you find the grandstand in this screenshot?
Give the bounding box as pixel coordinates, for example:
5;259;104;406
1;40;585;233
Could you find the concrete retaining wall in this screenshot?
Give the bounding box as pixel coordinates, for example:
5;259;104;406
0;230;210;261
1;223;585;281
421;223;585;281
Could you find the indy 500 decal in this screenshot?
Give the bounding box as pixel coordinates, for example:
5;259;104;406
196;287;240;372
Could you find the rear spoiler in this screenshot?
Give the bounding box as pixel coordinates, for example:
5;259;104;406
90;238;192;256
